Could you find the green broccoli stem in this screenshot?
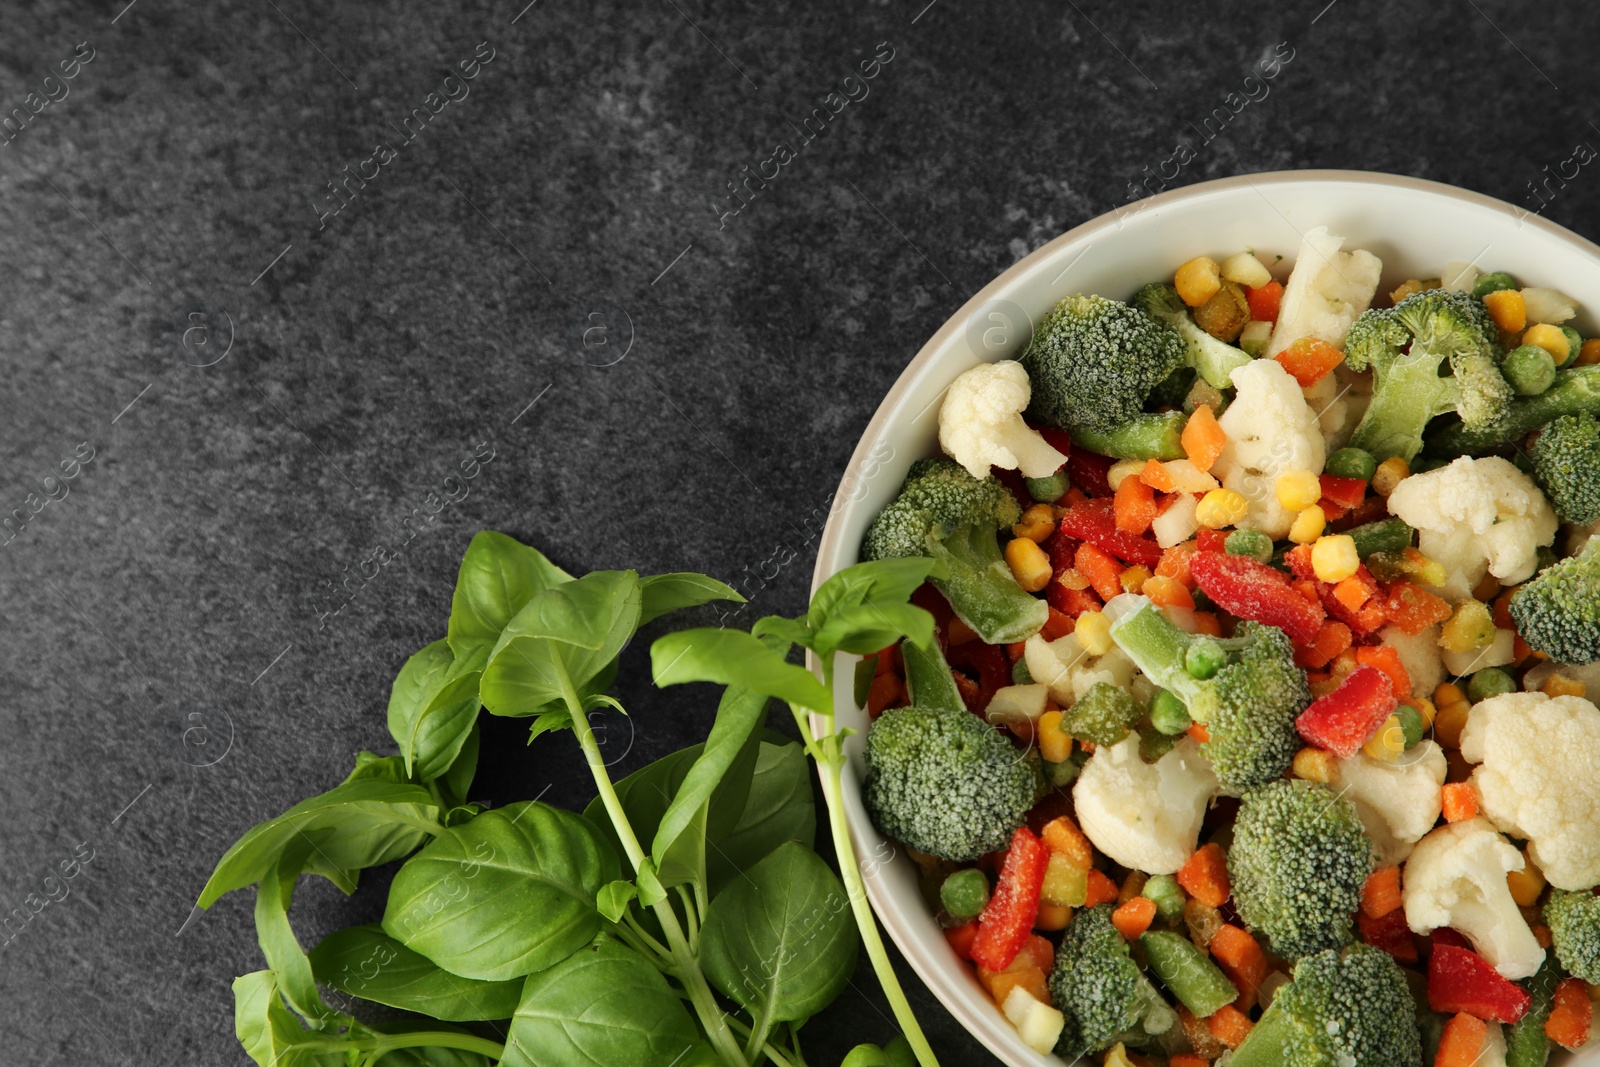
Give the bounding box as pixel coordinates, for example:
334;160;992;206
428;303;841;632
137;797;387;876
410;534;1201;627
928;525;1048;644
1225;998;1296;1067
1106;601;1209;716
1067;410;1188;460
1429;364;1600;454
1348;359;1459;462
1506;953;1562;1067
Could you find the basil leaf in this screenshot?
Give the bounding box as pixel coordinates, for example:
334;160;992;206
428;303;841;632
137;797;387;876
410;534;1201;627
309;924;522;1022
383;802;618;982
500;938;698;1067
447;531;574;659
750;615;811;648
375;1048;492;1067
808;558;940;635
232;971;350;1067
809;600;934;657
650;686;767;875
637;572;743;627
480;570;642;717
343;751;411;785
387;641;486;781
255;845;341;1030
595;880;637;923
200;780;442;908
436;724;479;810
650;628;830;711
706;741;815;897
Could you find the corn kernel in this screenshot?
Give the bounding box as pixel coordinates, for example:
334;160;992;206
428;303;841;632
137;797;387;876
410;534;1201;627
1120;565;1152;595
1013;503;1056;542
1578;338;1600;367
1363;714;1407;760
1005;536;1052;592
1524;322;1572;364
1075;611;1113;656
1440;600;1495;654
1057;567;1092;591
1311;534;1360;583
1196;488;1249;529
1408;697;1437;730
1433;701;1471;749
1175;256;1222;307
1389;278;1429;305
1508;860;1547;907
1542;674;1588;700
1435;682;1466;706
1274;469;1322;512
1371;456;1410;497
1037;710;1073;763
1107;459;1144;491
1292;747;1338;783
1482;288;1527;333
1034;902;1073;931
1288;506;1326;544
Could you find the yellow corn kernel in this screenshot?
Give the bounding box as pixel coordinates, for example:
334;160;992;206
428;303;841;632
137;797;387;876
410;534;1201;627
1435;682;1467;707
1440;600;1495;654
1292;746;1338;783
1578;338;1600;367
1275;469;1322;512
1433;701;1472;749
1508;861;1547;907
1013;503;1056;542
1542;674;1588;700
1005;536;1052;592
1037;710;1073;764
1389;278;1430;305
1288;505;1327;545
1034;902;1074;931
1107;459;1145;491
1311;534;1360;583
1371;456;1410;497
1482;288;1528;333
1409;697;1437;730
1076;610;1113;656
1120;565;1152;595
1101;1044;1137;1067
1057;567;1092;591
1524;322;1572;364
1175;256;1222;307
1196;488;1249;529
1363;714;1407;760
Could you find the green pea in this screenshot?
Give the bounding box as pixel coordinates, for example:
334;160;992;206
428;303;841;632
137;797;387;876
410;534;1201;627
1185;638;1227;680
1025;470;1070;504
1142;874;1186;923
1224;528;1273;563
1472;271;1517;297
1043;757;1081;788
1012;658;1034;686
1395;704;1425;749
1468;667;1517;704
939;868;991;922
1559;326;1585;369
1504;344;1557;396
1326;447;1378;482
1150;689;1193;735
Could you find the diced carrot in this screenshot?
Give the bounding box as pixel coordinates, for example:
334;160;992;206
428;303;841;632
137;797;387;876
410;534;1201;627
1356;644;1412;702
1034;902;1073;931
981;965;1050;1008
1361;866;1404;919
1383;581;1452;636
1084;868;1119;908
1245;279;1283;323
1188;720;1211;743
1275;337;1344;387
1041;606;1075;641
1005;641;1027;663
1141;458;1177;493
1154;491;1178;515
1191;612;1222;637
1434;1012;1488;1067
1156;541;1199;586
1177;843;1231;908
1112;897;1158;940
1143;575;1196;609
944;920;979;960
1492;587;1518;631
1179;1006;1228;1059
1332;575;1372;613
1206;1003;1254;1049
1115;474;1158;536
866;673;904;715
1181;405;1226;472
1040;815;1094;870
1076;541;1126;601
1209;924;1269;1010
1025;933;1055;972
1316;620;1354;662
1547;978;1593;1049
1441;783;1478;823
1170;1057;1210;1067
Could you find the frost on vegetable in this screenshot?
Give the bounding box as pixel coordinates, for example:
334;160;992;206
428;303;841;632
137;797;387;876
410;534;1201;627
1337;740;1446;866
1211;359;1327;538
1072;734;1218;875
1264;225;1382;358
937;360;1069;481
1402;817;1546;980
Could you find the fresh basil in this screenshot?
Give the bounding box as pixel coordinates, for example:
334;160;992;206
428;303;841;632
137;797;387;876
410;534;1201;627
638;571;744;627
706;740;816;896
650;628;831;712
343;751;411;785
436;723;479;810
387;641;487;781
446;531;573;660
309;924;522;1021
375;1048;492;1067
254;845;340;1030
233;971;350;1067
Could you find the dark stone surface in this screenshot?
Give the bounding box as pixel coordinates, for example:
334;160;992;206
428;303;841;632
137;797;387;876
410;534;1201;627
4;0;1600;1062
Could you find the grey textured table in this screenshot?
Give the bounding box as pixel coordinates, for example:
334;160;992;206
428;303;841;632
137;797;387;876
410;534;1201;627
5;1;1600;1063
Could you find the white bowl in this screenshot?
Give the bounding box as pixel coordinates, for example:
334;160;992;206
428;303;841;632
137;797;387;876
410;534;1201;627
809;170;1600;1066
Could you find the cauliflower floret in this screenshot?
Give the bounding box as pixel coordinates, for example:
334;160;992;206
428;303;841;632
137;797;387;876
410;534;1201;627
1460;690;1600;890
1403;817;1545;979
1338;741;1447;865
1264;226;1383;357
1073;734;1219;875
1386;456;1559;595
1378;624;1445;700
1022;633;1136;708
938;360;1068;480
1212;359;1327;537
1303;367;1369;451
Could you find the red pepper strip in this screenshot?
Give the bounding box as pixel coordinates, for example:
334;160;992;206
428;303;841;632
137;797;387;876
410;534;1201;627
1357;907;1418;964
946;638;1010;715
971;827;1050;972
1432;928;1472;951
1043;530;1081;578
1189;551;1326;645
1319;473;1369;509
1295;665;1396;758
1428;943;1533;1024
1245;280;1283;322
1058;498;1163;567
1065;449;1114;499
910;584;953;628
1046;582;1101;619
1196;528;1228;553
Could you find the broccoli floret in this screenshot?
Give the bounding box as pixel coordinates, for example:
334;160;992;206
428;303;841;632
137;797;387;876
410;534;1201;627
1509;535;1600;664
1063;681;1140;746
863;702;1036;862
1342;288;1511;462
1049;904;1178;1059
1545;888;1600;982
861;458;1046;644
1134;282;1255;389
1531;412;1600;524
1228;778;1374;960
1230;943;1423;1067
1018;293;1185;435
1429;363;1600;454
1108;598;1309;791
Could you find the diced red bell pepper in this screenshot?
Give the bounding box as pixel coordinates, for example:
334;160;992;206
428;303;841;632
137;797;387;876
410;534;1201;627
992;466;1030;509
1357;906;1418;963
1058;498;1163;568
1044;531;1081;578
1319;474;1368;509
1295;665;1396;758
911;584;953;627
1046;582;1101;619
1196;529;1228;553
1432;928;1472;951
944;920;980;961
1382;581;1452;637
947;638;1010;715
971;827;1050;971
1065;448;1114;499
1189;551;1327;645
1245;280;1283;323
1429;943;1533;1024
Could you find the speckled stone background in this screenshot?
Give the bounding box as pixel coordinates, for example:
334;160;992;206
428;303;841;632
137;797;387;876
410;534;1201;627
5;0;1600;1063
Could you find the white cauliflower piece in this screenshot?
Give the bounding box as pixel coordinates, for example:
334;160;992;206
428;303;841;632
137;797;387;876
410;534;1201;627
1378;624;1445;700
1337;741;1446;865
1403;817;1545;979
1021;634;1136;708
1522;286;1577;325
1480;1022;1508;1067
1212;359;1327;537
938;361;1067;480
1303;369;1368;451
1460;690;1600;890
1264;226;1383;357
1074;734;1219;875
1151;492;1198;549
1442;628;1517;676
1385;456;1558;592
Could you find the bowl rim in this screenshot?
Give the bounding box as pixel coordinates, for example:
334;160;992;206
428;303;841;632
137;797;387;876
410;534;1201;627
805;167;1600;1064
